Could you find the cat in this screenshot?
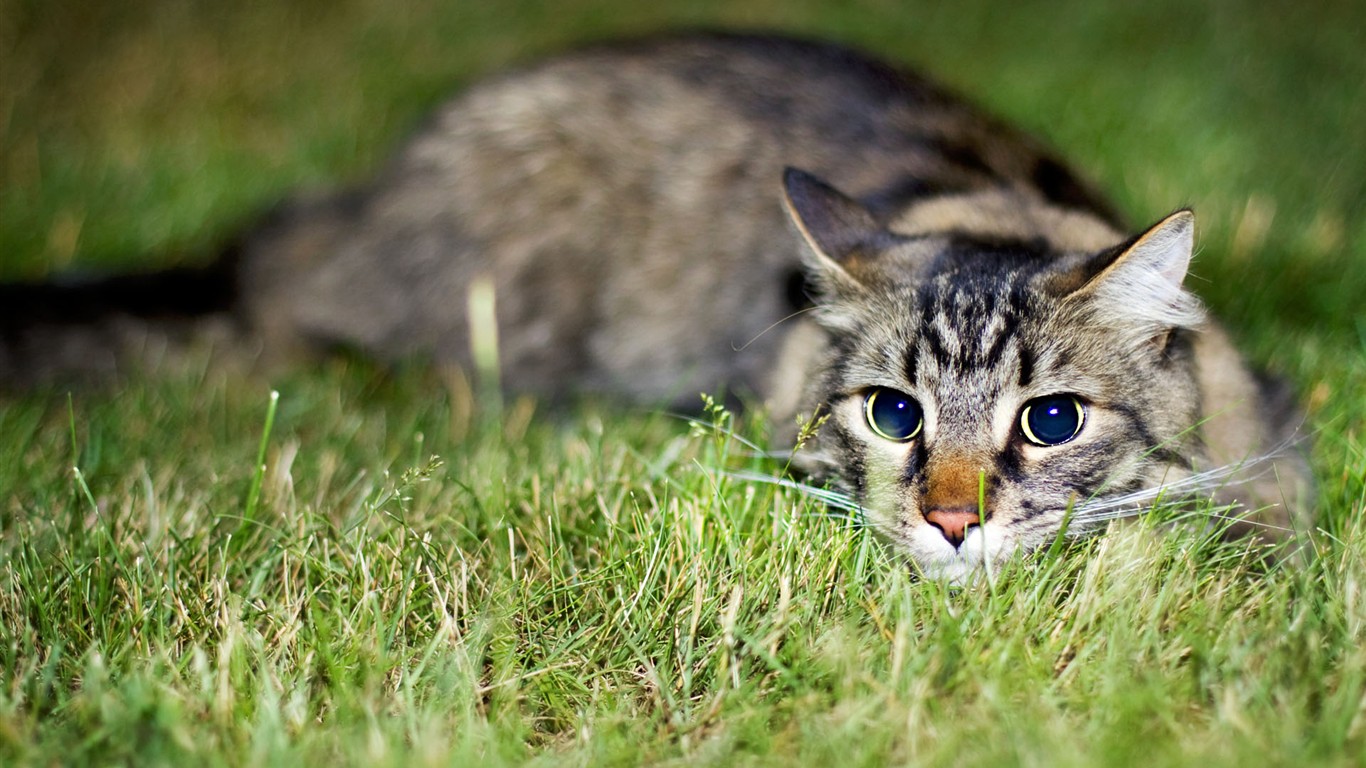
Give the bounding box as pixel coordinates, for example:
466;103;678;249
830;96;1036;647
0;32;1312;580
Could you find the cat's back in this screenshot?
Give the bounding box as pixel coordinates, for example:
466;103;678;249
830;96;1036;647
401;33;1115;219
244;33;1115;401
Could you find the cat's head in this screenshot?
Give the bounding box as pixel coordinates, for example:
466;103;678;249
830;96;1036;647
781;168;1207;581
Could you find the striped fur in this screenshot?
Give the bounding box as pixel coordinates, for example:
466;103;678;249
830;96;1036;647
781;178;1312;580
0;33;1313;577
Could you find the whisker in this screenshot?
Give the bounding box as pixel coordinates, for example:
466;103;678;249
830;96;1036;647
1081;454;1282;511
1091;466;1247;507
1163;507;1299;535
722;470;866;515
796;511;861;523
1060;444;1304;534
731;306;820;352
1066;506;1299;537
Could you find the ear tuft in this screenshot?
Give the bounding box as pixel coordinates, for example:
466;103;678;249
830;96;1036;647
1070;209;1205;333
1106;209;1194;289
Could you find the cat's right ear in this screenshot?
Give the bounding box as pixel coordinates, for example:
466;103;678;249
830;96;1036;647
781;168;880;294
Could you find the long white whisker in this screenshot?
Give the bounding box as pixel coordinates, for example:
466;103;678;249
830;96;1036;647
722;470;865;515
1090;462;1264;507
797;511;861;523
1063;445;1304;534
1165;507;1299;535
731;306;820;352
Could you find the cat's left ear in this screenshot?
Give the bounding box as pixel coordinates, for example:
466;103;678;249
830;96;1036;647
781;168;885;295
1065;209;1206;331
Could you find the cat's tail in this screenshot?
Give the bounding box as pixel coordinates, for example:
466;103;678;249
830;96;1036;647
0;253;242;388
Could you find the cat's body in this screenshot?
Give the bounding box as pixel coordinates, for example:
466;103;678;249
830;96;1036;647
236;34;1122;406
0;33;1312;578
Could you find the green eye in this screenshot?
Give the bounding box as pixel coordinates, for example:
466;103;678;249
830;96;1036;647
1020;395;1086;446
864;388;923;442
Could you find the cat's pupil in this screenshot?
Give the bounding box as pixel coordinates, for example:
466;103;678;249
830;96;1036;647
864;388;923;442
1020;395;1085;446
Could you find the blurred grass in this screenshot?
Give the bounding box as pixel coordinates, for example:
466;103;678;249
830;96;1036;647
4;1;1364;277
2;0;1366;765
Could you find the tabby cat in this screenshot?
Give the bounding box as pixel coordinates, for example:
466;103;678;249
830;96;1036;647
0;33;1312;579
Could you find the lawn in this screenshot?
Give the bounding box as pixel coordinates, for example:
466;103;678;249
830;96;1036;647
3;0;1365;764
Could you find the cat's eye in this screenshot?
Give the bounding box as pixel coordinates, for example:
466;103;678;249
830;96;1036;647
1019;395;1085;446
864;388;923;442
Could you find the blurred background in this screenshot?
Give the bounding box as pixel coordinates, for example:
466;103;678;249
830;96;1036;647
2;0;1363;353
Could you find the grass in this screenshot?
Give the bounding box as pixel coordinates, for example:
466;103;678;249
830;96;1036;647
3;0;1366;764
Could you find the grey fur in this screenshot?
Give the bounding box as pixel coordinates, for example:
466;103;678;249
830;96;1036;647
0;32;1312;577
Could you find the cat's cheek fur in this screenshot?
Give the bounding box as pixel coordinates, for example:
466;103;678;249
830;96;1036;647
841;399;969;570
850;408;1013;579
849;407;918;542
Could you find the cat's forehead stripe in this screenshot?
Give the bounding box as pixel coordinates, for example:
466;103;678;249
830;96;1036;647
1018;347;1035;388
911;275;1032;379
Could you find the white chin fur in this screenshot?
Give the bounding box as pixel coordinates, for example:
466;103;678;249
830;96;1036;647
911;525;1012;583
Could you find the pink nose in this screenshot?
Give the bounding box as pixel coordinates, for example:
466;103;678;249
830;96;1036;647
925;507;981;548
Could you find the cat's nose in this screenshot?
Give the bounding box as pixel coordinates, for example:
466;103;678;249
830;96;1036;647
925;507;981;548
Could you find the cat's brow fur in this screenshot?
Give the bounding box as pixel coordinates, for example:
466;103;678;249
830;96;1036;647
0;32;1313;578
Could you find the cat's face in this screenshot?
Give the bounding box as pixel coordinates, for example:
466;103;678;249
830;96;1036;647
782;169;1206;580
